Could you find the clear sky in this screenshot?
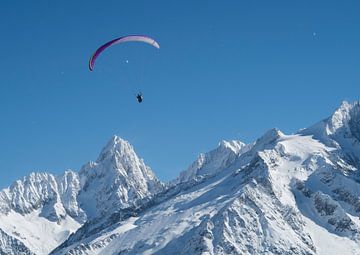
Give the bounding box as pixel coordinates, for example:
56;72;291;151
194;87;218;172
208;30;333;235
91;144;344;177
1;0;360;188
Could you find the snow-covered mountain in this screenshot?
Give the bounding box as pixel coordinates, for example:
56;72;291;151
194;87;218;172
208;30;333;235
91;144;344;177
2;101;360;254
0;136;162;254
176;140;250;184
78;136;163;219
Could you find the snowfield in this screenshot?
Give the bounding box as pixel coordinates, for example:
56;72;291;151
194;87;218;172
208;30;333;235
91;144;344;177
0;209;80;254
1;101;360;254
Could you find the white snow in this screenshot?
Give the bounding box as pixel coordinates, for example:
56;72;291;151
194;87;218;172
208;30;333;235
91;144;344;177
0;209;80;254
304;216;360;255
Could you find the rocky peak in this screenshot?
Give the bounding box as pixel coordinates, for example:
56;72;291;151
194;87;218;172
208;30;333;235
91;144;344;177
176;139;248;184
78;136;163;218
96;135;136;163
255;128;284;148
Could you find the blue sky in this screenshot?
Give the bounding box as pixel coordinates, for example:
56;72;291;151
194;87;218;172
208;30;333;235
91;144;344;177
1;0;360;188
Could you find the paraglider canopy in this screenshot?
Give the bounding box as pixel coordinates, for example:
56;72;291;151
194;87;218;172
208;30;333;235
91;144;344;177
89;35;160;71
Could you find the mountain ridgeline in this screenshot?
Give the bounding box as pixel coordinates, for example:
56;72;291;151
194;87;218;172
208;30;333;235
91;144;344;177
1;101;360;254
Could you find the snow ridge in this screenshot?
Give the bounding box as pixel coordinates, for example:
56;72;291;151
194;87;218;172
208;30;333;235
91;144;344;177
176;139;249;184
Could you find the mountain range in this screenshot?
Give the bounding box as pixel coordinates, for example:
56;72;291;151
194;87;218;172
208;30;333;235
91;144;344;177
1;101;360;255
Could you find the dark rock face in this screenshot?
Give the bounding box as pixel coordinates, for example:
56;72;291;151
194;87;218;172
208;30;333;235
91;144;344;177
0;229;34;255
349;104;360;142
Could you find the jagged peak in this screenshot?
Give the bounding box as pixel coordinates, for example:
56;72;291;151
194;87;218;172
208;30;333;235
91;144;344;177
218;140;246;154
255;128;284;148
9;171;55;189
57;170;79;189
327;101;352;133
326;100;360;134
62;169;77;176
176;139;248;184
76;136;162;218
300;100;360;141
83;136;150;179
96;135;136;163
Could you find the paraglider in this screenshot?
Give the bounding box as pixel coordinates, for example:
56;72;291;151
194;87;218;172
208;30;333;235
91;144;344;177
89;35;160;71
136;92;143;103
89;35;159;103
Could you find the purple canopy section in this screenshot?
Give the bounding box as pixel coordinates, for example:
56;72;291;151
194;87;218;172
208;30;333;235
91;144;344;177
89;35;160;71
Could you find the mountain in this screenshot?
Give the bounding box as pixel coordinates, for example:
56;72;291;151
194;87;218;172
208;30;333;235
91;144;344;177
301;101;360;171
2;101;360;254
0;136;162;254
78;136;163;219
176;140;250;184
